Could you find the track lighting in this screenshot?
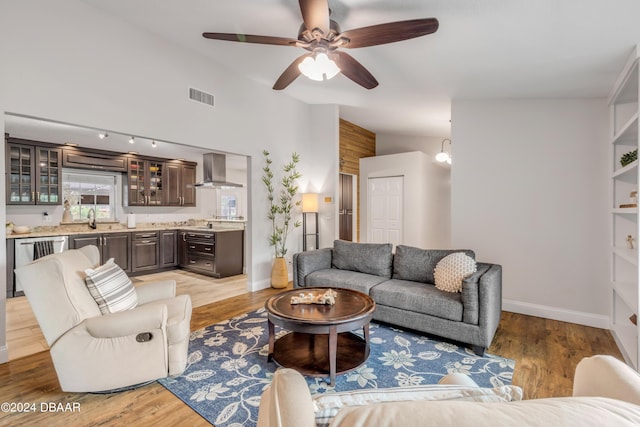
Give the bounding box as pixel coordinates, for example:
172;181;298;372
98;132;108;139
129;136;135;144
151;140;157;148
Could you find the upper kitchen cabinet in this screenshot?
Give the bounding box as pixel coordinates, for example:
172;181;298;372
6;137;62;205
127;157;164;206
165;161;196;206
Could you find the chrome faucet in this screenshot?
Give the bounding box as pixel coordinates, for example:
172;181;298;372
87;208;97;229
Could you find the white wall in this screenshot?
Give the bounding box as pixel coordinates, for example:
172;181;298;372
0;0;339;362
376;134;448;159
371;133;452;248
451;99;609;328
360;151;450;249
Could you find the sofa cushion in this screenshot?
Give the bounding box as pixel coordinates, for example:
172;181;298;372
393;246;475;284
84;258;138;315
332;240;393;278
434;252;478;293
306;269;388;295
371;279;463;322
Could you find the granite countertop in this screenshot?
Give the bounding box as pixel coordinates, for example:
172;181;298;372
6;220;245;239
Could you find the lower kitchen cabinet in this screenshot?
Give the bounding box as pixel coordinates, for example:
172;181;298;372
131;231;159;273
68;232;131;273
159;230;178;268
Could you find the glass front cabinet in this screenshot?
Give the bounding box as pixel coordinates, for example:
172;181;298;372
6;139;62;205
127;158;164;206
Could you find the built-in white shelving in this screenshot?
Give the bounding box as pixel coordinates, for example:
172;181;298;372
610;49;640;370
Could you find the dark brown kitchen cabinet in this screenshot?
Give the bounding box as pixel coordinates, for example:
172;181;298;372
6;239;15;298
165;161;196;206
68;232;131;273
62;146;128;172
159;230;178;268
131;231;159;272
180;229;244;278
127;158;164;206
6;138;62;206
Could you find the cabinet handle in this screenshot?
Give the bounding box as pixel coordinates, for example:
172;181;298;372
204;247;212;251
189;245;196;249
182;233;186;242
189;260;196;264
31;192;35;201
181;196;185;205
102;237;106;246
141;240;152;244
138;234;155;238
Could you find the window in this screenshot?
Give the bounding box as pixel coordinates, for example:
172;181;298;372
219;188;243;219
62;171;118;222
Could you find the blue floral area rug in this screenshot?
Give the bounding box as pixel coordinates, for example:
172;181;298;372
158;308;514;427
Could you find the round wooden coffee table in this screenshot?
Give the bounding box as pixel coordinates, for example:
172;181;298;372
265;287;375;386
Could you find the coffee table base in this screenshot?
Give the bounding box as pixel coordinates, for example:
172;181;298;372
270;331;370;385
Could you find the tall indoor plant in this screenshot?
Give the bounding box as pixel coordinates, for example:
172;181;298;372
262;150;302;288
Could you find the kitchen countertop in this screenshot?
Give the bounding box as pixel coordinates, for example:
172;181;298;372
6;221;245;239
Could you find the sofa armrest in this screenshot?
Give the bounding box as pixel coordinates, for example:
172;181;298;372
293;248;333;288
84;304;168;338
135;280;177;304
573;355;640;404
461;263;502;348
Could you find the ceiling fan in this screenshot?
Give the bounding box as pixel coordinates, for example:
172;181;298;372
203;0;439;90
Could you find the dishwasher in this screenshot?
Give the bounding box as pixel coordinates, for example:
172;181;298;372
13;235;69;296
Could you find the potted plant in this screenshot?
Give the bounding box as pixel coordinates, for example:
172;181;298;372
262;150;302;288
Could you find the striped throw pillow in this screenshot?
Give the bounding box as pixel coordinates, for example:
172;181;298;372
85;258;138;314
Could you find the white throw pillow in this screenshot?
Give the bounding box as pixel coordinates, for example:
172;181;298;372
313;384;523;427
85;258;138;314
434;252;477;293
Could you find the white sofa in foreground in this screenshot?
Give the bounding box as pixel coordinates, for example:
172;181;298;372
257;355;640;427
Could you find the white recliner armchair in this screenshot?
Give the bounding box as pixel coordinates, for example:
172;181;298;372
14;245;192;393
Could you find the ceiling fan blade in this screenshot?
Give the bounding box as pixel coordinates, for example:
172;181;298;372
298;0;330;34
339;18;439;49
203;32;299;47
333;51;378;90
273;53;312;90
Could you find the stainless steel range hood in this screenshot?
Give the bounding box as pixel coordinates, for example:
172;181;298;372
194;153;243;188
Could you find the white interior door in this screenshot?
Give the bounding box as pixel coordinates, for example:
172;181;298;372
368;176;403;246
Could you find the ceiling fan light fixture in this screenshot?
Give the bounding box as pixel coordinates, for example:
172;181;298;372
298;52;340;81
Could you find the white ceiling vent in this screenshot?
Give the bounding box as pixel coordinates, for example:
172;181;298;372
189;88;215;107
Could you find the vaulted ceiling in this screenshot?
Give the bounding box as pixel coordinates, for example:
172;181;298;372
46;1;640;136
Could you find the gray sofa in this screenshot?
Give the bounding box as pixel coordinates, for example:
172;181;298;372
292;240;502;355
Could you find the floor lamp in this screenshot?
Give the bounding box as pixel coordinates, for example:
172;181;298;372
302;193;319;251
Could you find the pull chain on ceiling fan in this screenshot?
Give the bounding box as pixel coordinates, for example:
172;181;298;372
203;0;439;90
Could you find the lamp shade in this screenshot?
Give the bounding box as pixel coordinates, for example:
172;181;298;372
302;193;319;213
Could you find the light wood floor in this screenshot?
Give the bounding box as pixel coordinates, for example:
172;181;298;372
0;279;625;426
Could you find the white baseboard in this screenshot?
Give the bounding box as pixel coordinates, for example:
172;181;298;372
250;278;272;292
503;299;610;329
